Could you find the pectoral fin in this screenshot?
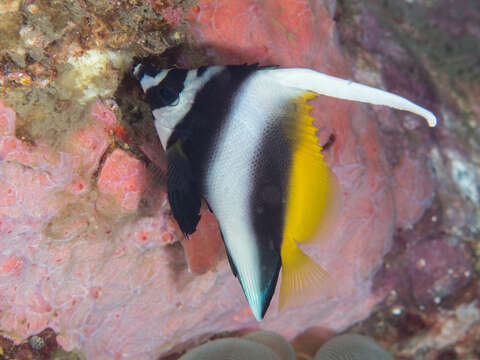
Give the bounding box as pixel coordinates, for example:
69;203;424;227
167;142;201;235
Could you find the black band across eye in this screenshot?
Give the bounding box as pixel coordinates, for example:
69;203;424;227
159;87;177;105
145;68;188;109
146;85;178;108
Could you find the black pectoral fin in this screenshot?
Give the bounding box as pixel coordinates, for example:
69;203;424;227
167;143;201;236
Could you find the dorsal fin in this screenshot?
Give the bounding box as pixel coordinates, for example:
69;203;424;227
279;92;338;311
260;68;437;127
282;92;340;244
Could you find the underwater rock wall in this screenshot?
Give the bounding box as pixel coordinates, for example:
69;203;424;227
0;0;478;359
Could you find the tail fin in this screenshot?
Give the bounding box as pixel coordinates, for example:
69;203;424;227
262;68;437;127
278;238;333;311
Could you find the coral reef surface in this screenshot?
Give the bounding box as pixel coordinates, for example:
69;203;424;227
0;0;478;359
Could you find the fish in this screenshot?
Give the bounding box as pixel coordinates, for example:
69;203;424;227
133;63;437;321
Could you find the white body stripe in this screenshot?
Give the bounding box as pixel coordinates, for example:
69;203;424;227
204;73;303;319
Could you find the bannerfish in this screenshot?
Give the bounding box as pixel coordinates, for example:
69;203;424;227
133;64;437;321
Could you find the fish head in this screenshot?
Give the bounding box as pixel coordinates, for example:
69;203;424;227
133;64;192;149
133;63;224;150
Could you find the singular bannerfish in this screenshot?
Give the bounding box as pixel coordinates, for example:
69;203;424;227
133;64;436;320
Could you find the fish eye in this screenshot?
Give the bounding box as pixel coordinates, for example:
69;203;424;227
147;85;180;109
159;87;178;106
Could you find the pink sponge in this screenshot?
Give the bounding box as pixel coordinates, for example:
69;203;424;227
96;149;148;215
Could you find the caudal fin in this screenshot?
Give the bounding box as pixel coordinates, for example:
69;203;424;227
279;239;333;311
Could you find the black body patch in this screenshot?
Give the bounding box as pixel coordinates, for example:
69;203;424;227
248;107;293;318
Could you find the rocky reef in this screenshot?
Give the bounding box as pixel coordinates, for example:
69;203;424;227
0;0;478;359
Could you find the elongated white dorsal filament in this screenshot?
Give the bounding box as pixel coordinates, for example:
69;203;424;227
263;68;437;127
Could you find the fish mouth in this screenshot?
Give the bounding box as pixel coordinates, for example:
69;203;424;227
132;63;143;80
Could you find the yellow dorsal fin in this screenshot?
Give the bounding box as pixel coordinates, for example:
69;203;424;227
278;92;339;311
282;92;340;244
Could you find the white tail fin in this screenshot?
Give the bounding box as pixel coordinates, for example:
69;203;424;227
262;68;437;127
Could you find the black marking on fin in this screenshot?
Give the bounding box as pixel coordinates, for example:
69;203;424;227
167;142;201;235
223;235;238;278
260;266;280;319
255;63;279;70
204;199;214;213
322;133;335;150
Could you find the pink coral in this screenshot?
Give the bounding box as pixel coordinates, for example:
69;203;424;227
161;6;183;28
0;99;180;357
182;204;225;274
393;152;434;228
91;99;118;131
96;149;148;215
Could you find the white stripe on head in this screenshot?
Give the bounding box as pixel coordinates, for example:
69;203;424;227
153;66;226;149
138;69;171;92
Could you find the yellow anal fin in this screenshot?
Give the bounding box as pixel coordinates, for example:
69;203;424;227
278;238;331;311
283;91;340;244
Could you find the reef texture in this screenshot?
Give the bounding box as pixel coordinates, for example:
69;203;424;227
0;0;479;359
